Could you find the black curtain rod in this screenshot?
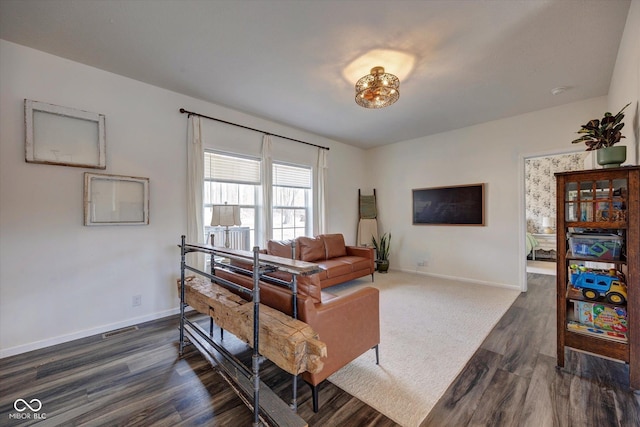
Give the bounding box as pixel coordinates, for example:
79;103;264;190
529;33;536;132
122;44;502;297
179;108;330;151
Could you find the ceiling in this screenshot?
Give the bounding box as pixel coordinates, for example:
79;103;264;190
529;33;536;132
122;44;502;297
0;0;631;149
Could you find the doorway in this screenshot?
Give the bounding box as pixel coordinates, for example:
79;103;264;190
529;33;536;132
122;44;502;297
524;152;589;276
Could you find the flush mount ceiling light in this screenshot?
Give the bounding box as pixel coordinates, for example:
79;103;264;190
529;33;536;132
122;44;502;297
355;66;400;109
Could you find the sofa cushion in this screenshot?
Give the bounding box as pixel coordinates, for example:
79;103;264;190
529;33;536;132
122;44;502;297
298;236;326;262
317;259;352;278
337;256;371;272
267;239;300;260
321;234;347;259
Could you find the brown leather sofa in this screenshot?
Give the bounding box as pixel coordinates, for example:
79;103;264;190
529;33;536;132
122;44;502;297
264;233;375;289
213;265;380;412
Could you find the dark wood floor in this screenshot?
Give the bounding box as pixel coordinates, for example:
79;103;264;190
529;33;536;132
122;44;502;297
1;273;638;426
424;273;640;427
0;315;395;426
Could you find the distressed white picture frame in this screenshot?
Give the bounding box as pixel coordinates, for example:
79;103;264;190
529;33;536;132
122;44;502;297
25;99;106;169
84;173;149;226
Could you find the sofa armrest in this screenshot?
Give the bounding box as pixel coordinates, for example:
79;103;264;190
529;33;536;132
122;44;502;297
311;287;379;336
302;287;379;383
346;246;374;259
346;246;375;272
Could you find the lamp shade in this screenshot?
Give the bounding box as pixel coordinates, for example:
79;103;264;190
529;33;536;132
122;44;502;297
211;204;241;227
542;217;552;228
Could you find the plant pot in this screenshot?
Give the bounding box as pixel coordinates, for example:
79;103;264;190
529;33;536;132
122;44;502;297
376;259;389;273
597;146;627;169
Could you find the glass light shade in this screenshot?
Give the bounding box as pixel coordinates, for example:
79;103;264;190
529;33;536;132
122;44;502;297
355;66;400;109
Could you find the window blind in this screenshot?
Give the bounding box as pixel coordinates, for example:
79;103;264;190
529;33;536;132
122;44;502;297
205;151;260;185
273;163;311;189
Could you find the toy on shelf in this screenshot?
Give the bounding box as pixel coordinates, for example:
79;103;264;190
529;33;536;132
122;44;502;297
596;208;626;222
569;265;627;304
567;321;627;343
596;190;627;222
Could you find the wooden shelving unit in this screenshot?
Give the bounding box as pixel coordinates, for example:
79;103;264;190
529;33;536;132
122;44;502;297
555;166;639;390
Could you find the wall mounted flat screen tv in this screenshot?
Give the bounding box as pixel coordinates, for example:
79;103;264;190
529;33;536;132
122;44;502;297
413;183;485;226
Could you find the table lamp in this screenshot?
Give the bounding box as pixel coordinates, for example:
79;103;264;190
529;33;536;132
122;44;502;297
211;202;241;247
542;217;554;234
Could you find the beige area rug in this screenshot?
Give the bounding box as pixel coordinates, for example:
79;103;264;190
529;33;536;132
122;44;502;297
327;271;520;427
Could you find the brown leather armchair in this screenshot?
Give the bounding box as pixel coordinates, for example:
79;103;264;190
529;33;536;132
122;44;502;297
213;268;380;412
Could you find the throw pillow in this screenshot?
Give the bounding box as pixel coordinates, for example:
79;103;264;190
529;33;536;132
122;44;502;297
267;239;297;259
298;236;326;262
321;234;347;259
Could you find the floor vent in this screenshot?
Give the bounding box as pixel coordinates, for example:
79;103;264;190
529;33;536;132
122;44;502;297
102;326;138;339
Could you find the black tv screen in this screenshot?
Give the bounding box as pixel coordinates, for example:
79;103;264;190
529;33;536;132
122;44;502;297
412;184;485;226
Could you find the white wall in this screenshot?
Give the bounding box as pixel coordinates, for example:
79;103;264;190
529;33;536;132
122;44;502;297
0;40;365;357
608;0;640;166
365;97;607;289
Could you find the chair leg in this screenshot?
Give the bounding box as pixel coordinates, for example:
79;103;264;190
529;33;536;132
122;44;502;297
307;382;320;413
374;344;379;365
371;272;375;282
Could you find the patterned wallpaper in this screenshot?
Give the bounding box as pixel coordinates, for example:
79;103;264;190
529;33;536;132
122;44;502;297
525;153;587;233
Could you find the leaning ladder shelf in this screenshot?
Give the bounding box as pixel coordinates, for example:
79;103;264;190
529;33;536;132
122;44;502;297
179;236;320;427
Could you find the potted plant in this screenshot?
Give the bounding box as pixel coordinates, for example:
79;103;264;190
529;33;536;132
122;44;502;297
372;233;391;273
571;102;631;168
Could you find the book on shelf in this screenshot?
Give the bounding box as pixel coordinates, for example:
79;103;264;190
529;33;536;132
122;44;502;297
567;321;628;343
572;301;628;333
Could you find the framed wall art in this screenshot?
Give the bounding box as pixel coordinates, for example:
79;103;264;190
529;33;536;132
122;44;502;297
84;173;149;226
25;99;106;169
413;183;485;226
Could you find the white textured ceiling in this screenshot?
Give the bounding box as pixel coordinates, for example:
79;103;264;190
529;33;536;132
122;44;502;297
0;0;631;148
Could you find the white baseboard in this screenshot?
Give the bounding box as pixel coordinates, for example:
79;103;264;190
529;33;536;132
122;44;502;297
0;307;184;359
1;269;518;359
396;267;521;291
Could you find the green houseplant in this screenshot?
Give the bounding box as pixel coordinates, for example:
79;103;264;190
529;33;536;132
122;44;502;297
571;102;631;168
372;232;391;273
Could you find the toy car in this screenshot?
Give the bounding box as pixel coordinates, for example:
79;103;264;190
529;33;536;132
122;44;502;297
570;269;627;304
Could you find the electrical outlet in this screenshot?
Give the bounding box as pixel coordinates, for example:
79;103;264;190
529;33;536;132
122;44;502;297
417;261;425;267
132;295;142;307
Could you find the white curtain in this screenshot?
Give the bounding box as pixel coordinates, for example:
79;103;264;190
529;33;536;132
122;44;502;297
187;115;205;271
260;135;273;247
316;147;328;235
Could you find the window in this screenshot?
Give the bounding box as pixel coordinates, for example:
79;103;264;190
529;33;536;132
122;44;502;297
272;162;312;240
204;151;260;248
